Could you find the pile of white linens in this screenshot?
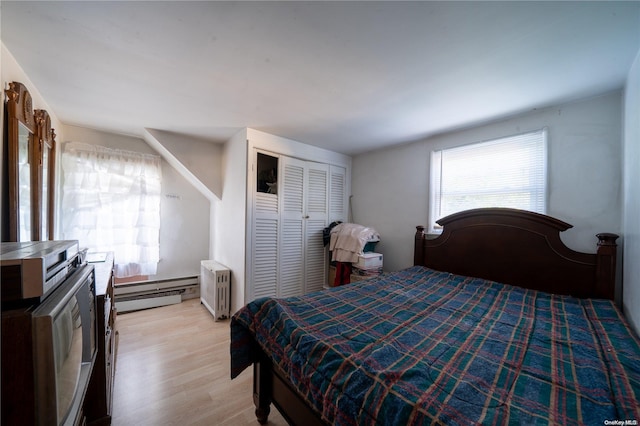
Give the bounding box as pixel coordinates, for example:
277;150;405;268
329;223;380;263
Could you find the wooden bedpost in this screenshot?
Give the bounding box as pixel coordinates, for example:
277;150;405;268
253;357;271;424
414;226;425;266
596;233;619;301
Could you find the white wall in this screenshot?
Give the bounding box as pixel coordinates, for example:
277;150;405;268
623;51;640;334
143;128;223;264
63;125;210;281
1;45;64;139
144;128;223;199
350;141;429;271
2;43;211;282
352;92;623;275
1;44;66;241
214;129;248;314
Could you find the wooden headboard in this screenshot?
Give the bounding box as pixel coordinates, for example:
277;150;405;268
414;208;618;300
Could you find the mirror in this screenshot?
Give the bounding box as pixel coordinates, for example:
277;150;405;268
41;140;50;239
3;82;56;242
4;82;37;242
17;122;33;241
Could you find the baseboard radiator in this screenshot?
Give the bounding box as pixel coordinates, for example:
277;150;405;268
200;260;231;321
114;275;199;313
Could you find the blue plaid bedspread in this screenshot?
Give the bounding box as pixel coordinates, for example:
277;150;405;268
230;266;640;425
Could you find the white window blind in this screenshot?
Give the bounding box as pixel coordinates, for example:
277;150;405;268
429;129;547;232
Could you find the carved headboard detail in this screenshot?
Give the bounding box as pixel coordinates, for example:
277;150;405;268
414;208;618;299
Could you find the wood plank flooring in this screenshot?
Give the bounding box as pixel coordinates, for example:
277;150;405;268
112;298;287;426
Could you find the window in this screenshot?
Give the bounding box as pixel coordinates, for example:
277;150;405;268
429;129;547;233
61;142;162;277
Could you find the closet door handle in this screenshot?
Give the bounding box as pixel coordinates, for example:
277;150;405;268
303;215;310;219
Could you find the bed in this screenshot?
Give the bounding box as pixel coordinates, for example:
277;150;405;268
230;208;640;425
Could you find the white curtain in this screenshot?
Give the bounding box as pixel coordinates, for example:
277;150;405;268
61;142;161;278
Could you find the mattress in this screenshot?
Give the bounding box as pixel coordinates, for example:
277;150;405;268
231;266;640;425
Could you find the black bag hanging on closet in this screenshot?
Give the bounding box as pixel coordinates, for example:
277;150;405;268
322;221;342;246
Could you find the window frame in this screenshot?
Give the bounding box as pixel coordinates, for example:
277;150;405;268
428;128;548;234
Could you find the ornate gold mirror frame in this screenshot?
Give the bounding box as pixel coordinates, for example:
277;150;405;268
35;109;56;241
3;81;56;242
4;81;37;241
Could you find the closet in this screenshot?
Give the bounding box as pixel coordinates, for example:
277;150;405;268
250;150;347;300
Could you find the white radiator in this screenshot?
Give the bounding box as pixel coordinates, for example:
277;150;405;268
200;260;231;321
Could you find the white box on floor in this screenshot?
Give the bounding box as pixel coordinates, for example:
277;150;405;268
355;252;383;269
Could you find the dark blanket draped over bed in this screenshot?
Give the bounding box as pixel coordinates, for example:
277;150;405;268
231;266;640;425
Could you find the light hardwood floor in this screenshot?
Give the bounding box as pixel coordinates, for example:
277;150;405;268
112;298;287;426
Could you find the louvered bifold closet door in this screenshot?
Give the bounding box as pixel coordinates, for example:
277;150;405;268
329;165;347;223
253;190;279;299
304;163;329;293
279;157;306;297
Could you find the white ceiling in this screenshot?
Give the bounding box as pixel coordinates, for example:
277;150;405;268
2;1;639;155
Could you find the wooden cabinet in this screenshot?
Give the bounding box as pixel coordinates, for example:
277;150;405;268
84;252;117;425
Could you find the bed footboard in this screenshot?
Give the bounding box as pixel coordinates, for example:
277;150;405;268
253;350;325;426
